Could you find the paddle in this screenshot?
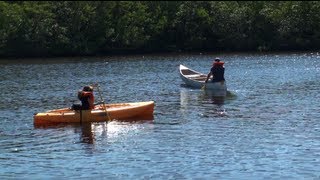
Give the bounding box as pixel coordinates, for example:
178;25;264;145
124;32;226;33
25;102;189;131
92;83;111;121
202;71;211;90
202;77;209;90
201;82;206;90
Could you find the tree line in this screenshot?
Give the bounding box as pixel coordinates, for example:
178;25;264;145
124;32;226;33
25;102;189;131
1;1;319;58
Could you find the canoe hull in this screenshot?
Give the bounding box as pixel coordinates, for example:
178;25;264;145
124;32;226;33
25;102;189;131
34;101;155;125
179;64;227;94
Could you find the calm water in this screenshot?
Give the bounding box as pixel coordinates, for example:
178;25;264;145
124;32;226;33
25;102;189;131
1;52;320;179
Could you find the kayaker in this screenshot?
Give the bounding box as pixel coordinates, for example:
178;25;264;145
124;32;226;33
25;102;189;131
72;85;95;110
205;57;225;83
78;85;95;110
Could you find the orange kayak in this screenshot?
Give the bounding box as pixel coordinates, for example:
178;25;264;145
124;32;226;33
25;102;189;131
34;101;155;126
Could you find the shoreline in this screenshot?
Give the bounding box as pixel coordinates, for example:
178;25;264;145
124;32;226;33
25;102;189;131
0;50;319;64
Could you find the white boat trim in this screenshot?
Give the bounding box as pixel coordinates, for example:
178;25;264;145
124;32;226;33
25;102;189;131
179;64;227;95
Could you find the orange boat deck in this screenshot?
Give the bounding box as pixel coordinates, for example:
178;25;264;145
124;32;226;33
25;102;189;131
34;101;155;126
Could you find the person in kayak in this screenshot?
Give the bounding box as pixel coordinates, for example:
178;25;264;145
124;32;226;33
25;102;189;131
78;85;95;110
205;57;225;83
72;85;95;110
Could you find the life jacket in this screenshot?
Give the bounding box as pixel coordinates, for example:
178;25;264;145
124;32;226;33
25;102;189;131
78;91;95;110
213;61;224;67
211;61;225;82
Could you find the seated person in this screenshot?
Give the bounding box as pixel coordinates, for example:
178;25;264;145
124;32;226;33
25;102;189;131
205;58;225;83
72;86;95;110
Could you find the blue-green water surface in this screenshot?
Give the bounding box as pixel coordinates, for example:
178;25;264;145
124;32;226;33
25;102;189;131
0;52;320;179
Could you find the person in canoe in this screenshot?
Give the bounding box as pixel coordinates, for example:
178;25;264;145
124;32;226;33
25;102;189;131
72;85;95;110
205;57;225;83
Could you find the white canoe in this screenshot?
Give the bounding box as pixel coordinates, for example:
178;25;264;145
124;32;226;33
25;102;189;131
179;64;227;95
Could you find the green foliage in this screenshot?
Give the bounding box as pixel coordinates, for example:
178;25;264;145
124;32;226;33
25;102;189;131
1;1;320;57
0;1;23;55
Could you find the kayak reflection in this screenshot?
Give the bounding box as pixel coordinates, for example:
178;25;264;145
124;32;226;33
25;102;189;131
34;118;154;145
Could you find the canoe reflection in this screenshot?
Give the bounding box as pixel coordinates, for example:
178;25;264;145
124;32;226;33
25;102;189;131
180;88;229;107
201;90;227;105
200;90;237;105
180;88;237;118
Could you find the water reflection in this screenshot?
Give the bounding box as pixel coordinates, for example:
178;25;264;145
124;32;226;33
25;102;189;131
180;88;236;106
201;90;237;105
202;90;238;118
80;123;98;144
200;90;227;105
34;119;154;145
180;88;237;118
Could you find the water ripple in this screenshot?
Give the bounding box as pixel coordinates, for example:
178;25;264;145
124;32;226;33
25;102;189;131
1;53;320;178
